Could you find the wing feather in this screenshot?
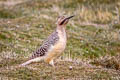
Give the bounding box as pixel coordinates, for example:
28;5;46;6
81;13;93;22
31;30;59;59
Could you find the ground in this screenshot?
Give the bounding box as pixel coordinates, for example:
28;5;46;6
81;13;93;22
0;0;120;79
0;60;120;80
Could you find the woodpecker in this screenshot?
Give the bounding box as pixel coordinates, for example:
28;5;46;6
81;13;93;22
20;15;74;67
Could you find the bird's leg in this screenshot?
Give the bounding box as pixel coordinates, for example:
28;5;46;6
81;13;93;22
44;57;55;67
49;59;55;67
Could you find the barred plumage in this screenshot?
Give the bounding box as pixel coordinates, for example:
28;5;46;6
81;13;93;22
20;15;74;67
31;30;59;59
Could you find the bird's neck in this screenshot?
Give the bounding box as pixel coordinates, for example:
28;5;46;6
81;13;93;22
56;25;66;33
56;25;66;40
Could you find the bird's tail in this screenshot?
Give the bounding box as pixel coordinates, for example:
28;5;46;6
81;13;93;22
19;57;44;67
20;60;32;66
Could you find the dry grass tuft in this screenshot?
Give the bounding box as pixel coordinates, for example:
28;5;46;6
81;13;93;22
92;54;120;70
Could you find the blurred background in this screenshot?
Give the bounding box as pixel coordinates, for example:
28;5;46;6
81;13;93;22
0;0;120;79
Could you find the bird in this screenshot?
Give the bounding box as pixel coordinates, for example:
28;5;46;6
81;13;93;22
20;15;74;67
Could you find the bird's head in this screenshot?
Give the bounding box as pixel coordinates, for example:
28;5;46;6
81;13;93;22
56;15;74;27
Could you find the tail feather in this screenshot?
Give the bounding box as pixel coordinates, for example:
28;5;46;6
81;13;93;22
20;60;32;66
20;57;44;67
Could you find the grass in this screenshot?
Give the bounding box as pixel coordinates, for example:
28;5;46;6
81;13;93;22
0;0;120;79
0;61;120;80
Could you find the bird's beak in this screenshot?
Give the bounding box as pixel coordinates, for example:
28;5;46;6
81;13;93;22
60;15;74;25
65;15;74;20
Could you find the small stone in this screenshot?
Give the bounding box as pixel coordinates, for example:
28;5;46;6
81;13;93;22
69;66;73;70
16;25;20;28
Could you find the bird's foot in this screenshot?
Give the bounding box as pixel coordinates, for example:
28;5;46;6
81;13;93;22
49;60;55;67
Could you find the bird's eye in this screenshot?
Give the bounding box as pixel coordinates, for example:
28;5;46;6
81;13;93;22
62;16;65;19
58;16;60;18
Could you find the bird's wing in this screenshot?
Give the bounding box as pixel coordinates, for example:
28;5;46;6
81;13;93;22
31;30;59;59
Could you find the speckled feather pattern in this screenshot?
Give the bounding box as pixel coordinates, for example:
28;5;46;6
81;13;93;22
20;16;73;66
31;30;59;59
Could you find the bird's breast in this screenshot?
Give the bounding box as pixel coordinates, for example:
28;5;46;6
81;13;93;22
50;33;67;54
44;29;67;61
47;30;67;55
57;29;67;51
